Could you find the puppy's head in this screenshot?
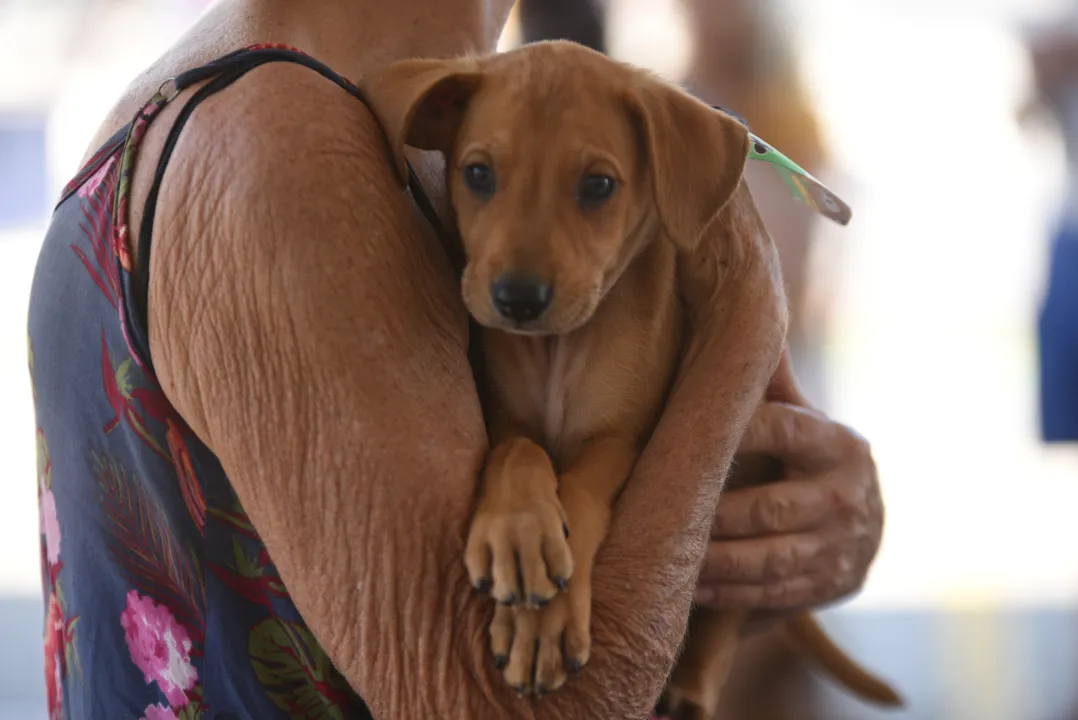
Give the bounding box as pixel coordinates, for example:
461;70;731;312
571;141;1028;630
367;41;750;335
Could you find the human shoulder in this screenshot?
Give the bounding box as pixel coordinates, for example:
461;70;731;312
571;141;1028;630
148;59;458;441
184;59;399;200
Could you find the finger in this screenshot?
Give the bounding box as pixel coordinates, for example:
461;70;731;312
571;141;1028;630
693;575;821;612
738;402;851;469
712;480;835;538
740;608;805;637
698;533;828;584
764;348;810;407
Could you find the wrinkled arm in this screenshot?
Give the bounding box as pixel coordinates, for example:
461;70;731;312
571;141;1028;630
149;75;503;718
148;69;784;720
568;184;787;717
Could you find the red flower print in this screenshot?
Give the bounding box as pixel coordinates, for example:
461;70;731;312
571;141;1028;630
44;594;64;720
71;158;121;308
120;591;198;706
77;156;116;198
166;419;206;532
99;329;169;459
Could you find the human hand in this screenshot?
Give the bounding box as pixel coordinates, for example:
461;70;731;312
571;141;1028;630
693;391;884;627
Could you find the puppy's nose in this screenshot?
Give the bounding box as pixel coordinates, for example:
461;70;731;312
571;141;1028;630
490;273;553;323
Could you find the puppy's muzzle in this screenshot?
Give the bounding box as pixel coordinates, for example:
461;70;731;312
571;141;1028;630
490;272;553;324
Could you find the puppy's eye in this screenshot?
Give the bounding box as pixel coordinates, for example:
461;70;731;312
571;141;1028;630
463;163;496;197
578;174;617;207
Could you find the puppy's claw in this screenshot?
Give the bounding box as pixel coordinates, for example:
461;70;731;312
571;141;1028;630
656;689;712;720
529;593;551;608
562;522;570;538
497;592;518;606
474;577;492;594
672;704;710;720
554;576;569;592
494;655;508;670
566;657;583;675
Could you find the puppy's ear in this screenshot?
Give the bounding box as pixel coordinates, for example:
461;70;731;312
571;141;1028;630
626;79;751;251
363;58;483;184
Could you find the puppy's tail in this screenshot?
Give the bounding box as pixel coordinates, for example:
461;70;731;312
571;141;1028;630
784;613;904;708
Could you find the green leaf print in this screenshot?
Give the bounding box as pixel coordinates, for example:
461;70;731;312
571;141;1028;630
176;697;203;720
115;357;134;397
249;619;348;720
232;537;263;580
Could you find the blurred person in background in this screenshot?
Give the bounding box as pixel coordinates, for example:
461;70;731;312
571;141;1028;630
515;0;853;718
1026;9;1078;447
1023;7;1078;719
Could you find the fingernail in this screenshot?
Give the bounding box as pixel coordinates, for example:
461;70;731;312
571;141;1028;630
554;576;569;591
563;522;570;538
494;655;508;669
474;578;491;594
498;592;517;606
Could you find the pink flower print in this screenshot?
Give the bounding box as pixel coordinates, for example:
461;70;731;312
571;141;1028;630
77;156;116;198
39;487;61;565
120;591;198;706
140;704;178;720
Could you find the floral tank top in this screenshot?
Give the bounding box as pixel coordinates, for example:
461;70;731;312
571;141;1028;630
26;44;448;720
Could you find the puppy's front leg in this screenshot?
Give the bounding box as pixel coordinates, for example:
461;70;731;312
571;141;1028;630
465;437;575;607
500;435;637;695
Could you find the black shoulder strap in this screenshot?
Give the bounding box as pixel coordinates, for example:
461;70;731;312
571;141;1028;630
135;46;453;336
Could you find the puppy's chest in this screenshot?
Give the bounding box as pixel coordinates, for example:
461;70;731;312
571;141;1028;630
485;310;678;464
512;337;600;449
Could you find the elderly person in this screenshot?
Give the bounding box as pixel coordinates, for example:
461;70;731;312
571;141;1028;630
26;0;882;718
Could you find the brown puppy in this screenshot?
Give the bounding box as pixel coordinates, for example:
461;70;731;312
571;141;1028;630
367;40;898;716
370;40;741;695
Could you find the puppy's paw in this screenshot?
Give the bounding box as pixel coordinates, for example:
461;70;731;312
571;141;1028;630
464;455;573;607
654;685;714;720
491;583;591;696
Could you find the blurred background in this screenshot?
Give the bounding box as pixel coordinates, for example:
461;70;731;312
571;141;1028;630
2;0;1077;718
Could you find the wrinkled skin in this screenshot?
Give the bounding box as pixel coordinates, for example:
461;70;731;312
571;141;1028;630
697;395;884;629
74;0;880;717
102;2;786;718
